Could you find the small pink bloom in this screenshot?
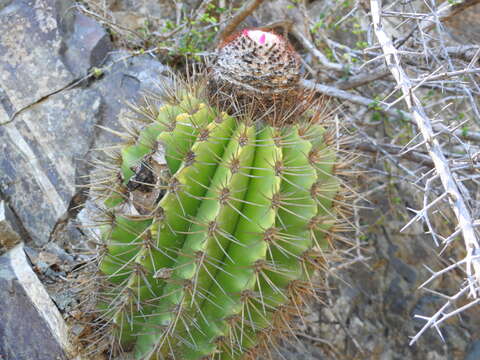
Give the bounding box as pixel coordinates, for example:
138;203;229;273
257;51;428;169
259;33;266;45
243;30;278;46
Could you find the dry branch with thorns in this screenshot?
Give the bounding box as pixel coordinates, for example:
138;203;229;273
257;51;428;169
367;0;480;346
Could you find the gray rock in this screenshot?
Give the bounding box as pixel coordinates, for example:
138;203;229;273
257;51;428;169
0;0;170;249
0;0;112;109
90;51;169;149
109;0;175;24
0;0;13;12
0;0;113;246
75;198;101;242
0;244;73;359
43;242;75;264
308;182;480;360
0;88;100;245
0;0;75;110
276;341;325;360
0;55;167;249
59;12;114;78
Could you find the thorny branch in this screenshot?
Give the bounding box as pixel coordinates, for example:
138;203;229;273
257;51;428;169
419;0;480;31
370;0;480;344
301;79;480;142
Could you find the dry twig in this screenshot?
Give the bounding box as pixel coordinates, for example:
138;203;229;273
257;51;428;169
370;0;480;344
420;0;480;31
292;26;350;72
301;79;480;142
214;0;266;44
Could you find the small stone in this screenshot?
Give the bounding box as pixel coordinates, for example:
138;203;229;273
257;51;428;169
44;242;75;264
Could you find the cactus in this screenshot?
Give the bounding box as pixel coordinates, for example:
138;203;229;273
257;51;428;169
90;28;344;360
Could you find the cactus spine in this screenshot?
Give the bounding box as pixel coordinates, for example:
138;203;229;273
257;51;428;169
91;28;343;359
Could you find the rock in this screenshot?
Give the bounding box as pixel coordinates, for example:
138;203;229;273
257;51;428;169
0;0;75;110
60;12;114;78
0;200;22;253
0;0;112;109
44;242;76;264
111;0;171;17
0;88;101;245
52;213;90;252
0;0;112;245
0;244;74;359
110;0;175;28
0;1;169;248
307;181;480;359
75;198;101;243
90;51;169;149
0;52;168;248
445;3;480;44
0;0;13;11
277;339;325;360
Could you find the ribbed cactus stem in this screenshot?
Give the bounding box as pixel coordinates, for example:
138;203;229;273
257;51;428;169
91;28;342;360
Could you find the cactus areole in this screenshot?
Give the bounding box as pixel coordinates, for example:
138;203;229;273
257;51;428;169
94;28;340;360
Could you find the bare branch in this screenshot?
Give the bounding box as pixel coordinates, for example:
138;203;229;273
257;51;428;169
443;46;480;63
302;79;480;142
420;0;480;32
215;0;265;44
410;286;480;345
355;142;434;167
370;0;480;344
335;69;391;90
370;0;480;343
412;68;480;83
291;27;351;72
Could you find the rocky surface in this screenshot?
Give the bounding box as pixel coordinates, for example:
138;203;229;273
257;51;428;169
444;3;480;44
0;87;100;245
0;0;479;360
0;0;167;247
0;244;73;360
0;0;107;246
0;3;168;355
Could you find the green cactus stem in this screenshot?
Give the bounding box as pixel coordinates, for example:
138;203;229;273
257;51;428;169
90;28;344;360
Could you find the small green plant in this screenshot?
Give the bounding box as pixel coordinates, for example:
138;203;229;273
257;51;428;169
355;41;368;50
352;23;365;35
